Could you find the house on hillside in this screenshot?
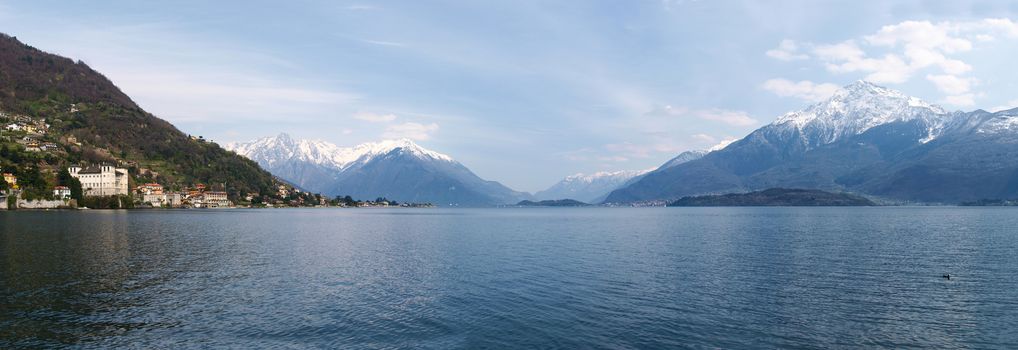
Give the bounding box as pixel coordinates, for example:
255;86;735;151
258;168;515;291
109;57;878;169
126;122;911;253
136;183;167;207
68;164;129;196
2;173;17;190
137;183;164;195
53;186;71;199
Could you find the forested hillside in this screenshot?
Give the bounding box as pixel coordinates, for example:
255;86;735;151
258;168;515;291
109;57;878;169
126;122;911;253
0;33;277;199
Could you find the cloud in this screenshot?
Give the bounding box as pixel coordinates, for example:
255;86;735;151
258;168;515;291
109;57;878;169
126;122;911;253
761;78;840;102
598;132;733;162
355;112;398;123
651;105;758;127
346;4;379;10
814;41;912;83
976;18;1018;38
813;40;867;61
865;21;972;53
690;133;716;143
358;39;406;47
604;141;685;159
766;39;809;61
925;74;976;95
943;94;975;106
115;72;359;122
810;21;979;84
926;74;978;106
660;0;699;11
691;109;758;127
7;22;364;127
786;19;1018;107
990;99;1018;112
382;122;440;140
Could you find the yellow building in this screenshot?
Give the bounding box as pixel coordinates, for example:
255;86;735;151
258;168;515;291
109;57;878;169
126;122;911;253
2;173;17;189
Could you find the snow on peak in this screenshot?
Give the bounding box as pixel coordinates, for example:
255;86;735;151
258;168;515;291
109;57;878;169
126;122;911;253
226;134;454;170
563;169;653;184
708;139;737;152
772;80;949;145
977;112;1018;134
350;138;454;163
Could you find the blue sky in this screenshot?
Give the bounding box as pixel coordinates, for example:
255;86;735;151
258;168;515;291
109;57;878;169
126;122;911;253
2;1;1018;191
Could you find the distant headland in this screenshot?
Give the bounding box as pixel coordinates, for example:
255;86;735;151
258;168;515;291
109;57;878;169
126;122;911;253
667;188;876;207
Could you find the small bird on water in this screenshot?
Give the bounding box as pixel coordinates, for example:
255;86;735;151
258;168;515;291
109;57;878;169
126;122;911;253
942;274;951;279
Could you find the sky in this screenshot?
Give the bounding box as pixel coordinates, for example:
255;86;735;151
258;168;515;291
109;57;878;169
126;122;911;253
3;1;1018;192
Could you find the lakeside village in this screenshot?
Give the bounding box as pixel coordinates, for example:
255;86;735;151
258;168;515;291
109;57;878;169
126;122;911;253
0;109;432;210
2;163;432;210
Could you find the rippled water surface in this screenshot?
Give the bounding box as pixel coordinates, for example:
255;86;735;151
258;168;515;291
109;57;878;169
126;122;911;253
2;208;1017;348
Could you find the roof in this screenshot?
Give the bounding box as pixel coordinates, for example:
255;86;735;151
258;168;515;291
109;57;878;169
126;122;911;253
74;164;124;174
75;165;103;174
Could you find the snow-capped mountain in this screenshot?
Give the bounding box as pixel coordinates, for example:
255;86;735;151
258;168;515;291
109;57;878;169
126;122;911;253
226;134;452;171
226;134;529;206
537;140;728;202
770;81;951;147
658;150;708;170
605;81;1018;204
535;169;653;203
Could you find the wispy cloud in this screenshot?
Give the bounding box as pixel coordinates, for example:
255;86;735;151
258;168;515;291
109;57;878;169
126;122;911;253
382;122;440;140
649;105;758;127
355;112;398;123
990;99;1018;112
766;40;809;61
346;4;379;11
693;109;758;127
358;39;407;47
8;22;364;126
114;71;358;123
762;79;840;102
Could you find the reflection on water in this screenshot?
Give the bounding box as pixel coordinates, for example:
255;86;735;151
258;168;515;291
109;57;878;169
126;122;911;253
2;208;1017;348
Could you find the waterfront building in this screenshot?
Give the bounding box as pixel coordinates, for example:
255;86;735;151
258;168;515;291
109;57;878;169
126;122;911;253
68;164;129;196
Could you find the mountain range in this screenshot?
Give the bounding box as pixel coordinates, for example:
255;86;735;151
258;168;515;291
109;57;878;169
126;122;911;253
534;169;652;203
534;148;714;203
14;32;1015;207
226;134;530;206
227;133;715;206
605;81;1018;204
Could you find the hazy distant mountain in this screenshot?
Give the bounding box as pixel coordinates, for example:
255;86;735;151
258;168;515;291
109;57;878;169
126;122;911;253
535;169;652;202
536;146;713;203
227;134;530;206
658;150;708;170
606;81;1018;204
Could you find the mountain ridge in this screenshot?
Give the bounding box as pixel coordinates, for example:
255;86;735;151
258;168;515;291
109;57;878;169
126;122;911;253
605;81;1018;204
227;133;529;206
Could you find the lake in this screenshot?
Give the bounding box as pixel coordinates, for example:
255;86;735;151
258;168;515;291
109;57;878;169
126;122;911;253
1;208;1017;348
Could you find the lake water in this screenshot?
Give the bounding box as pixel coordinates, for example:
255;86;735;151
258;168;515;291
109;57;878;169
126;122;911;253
1;208;1017;348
